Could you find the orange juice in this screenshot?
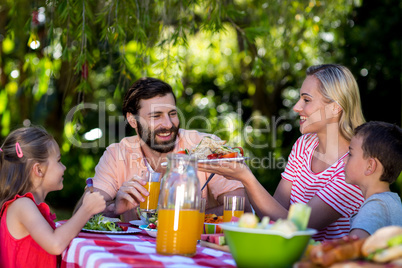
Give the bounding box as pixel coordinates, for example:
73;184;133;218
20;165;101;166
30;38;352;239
140;182;161;210
156;209;199;256
198;212;205;239
223;209;244;222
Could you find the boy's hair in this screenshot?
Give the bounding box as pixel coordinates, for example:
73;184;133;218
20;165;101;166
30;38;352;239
0;126;56;209
354;121;402;183
122;77;176;119
307;64;365;141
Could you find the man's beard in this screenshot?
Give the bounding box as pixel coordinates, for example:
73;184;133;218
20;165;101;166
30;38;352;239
137;121;180;153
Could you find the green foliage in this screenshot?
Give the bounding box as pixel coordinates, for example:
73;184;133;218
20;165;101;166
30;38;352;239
0;0;400;214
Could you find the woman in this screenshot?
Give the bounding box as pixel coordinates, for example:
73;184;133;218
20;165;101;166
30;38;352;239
200;64;365;241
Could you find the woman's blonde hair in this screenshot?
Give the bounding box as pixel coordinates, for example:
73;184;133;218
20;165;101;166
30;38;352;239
306;64;365;140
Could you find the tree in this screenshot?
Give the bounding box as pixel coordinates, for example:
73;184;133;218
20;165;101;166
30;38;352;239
1;0;399;214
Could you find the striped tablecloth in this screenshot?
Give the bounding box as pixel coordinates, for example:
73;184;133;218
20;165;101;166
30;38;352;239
60;230;236;268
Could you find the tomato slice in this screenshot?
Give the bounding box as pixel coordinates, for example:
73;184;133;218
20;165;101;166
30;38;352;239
207;153;219;159
116;223;128;231
219;152;238;158
233;147;244;156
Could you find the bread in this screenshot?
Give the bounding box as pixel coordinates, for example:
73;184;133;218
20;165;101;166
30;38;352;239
362;226;402;256
371;245;402;263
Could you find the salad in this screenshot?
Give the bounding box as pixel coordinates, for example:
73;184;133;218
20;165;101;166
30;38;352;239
84;214;125;231
177;136;244;159
237;203;312;234
146;214;158;229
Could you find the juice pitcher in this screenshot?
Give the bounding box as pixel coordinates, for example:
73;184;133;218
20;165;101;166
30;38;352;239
156;153;201;256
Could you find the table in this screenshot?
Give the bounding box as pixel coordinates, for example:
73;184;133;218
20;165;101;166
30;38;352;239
61;229;236;268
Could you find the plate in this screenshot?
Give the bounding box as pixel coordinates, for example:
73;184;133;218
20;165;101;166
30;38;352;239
82;227;141;234
197;157;249;164
161;157;249;166
139;224;157;238
129;220;147;226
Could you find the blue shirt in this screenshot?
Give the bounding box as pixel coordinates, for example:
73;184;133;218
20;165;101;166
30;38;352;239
350;192;402;235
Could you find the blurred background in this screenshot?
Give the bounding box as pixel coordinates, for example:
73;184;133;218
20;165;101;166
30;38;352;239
0;0;401;219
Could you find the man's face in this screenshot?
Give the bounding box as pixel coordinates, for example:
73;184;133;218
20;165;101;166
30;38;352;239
135;94;180;153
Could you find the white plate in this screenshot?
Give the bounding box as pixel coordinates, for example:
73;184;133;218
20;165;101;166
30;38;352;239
161;157;249;166
197;157;249;163
129;220;147;226
82;227;141;234
139;224;157;238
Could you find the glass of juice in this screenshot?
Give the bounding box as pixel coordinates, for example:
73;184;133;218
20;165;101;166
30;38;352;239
223;195;245;222
139;170;161;222
198;198;206;239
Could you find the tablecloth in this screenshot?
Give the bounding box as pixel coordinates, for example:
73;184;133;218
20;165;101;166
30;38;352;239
61;230;236;268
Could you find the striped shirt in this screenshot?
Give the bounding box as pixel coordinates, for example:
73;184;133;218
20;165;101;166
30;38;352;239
281;133;364;241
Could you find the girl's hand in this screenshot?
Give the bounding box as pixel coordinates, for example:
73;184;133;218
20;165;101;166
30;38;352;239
198;160;253;183
82;191;106;215
114;175;148;215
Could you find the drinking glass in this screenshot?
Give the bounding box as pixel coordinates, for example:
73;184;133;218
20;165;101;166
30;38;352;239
198;198;206;239
138;170;161;223
223;195;245;222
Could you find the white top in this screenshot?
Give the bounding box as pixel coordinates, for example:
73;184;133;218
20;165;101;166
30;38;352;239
282;133;364;241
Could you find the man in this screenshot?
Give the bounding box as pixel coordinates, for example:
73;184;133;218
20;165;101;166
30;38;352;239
78;77;249;220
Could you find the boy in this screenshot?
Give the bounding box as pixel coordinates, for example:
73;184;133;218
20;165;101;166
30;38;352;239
344;121;402;239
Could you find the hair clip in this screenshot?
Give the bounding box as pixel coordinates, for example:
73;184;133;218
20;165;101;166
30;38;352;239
15;142;23;158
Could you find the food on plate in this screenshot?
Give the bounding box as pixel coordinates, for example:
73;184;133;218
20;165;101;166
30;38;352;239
362;225;402;264
238;213;259;229
146;213;158;229
296;226;402;267
177;136;244;160
201;233;226;246
116;223;128;231
84;214;123;231
205;213;223;223
308;235;366;267
147;222;157;229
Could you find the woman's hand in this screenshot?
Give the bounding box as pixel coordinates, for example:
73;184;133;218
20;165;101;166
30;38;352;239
198;160;253;183
114;175;148;215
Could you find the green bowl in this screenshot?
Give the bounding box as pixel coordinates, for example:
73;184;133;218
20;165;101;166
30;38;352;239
221;223;316;268
203;223;223;234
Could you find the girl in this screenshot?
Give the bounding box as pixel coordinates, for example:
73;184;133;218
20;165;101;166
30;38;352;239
0;126;106;267
199;64;366;241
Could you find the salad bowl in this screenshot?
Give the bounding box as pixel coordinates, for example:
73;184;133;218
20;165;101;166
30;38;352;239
221;222;316;268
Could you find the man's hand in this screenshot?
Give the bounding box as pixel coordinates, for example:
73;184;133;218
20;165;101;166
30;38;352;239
114;175;149;215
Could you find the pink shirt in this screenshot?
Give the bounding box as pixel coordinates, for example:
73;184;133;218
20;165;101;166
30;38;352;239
93;129;244;209
281;133;364;241
0;192;58;268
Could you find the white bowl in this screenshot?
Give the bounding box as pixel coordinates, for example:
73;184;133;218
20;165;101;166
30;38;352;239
139;224;157;238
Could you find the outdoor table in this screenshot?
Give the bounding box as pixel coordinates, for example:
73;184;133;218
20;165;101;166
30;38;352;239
60;228;236;268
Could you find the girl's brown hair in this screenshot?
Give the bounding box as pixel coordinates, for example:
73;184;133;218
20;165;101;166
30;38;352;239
0;127;56;209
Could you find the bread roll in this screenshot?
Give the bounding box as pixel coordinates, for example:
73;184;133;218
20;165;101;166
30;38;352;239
362;226;402;257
